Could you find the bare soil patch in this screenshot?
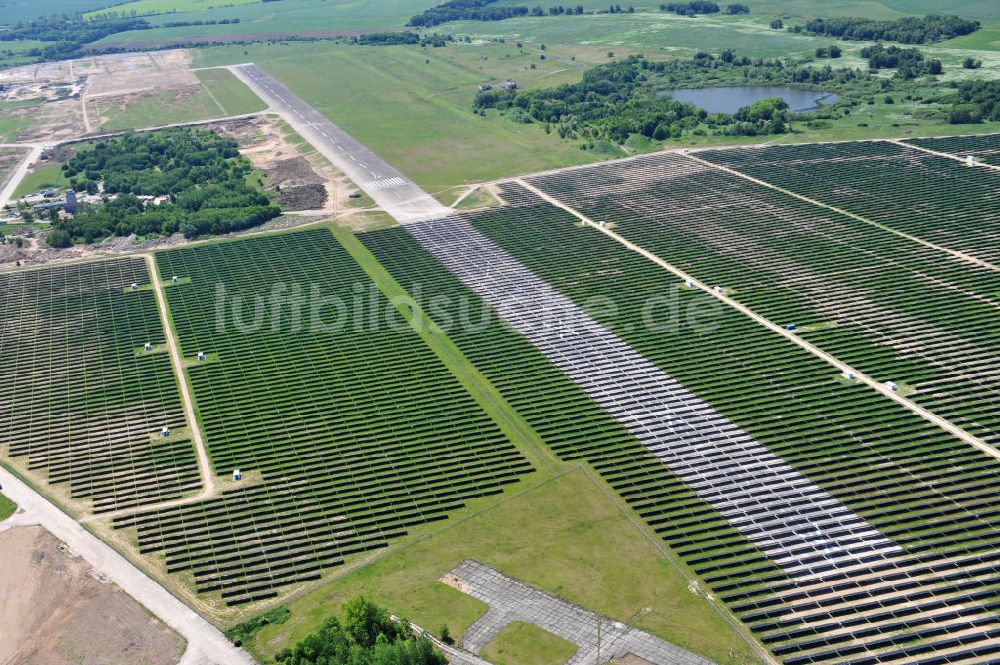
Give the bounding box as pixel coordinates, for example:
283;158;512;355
0;525;185;665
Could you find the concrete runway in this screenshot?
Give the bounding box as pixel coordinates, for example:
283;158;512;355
229;63;450;223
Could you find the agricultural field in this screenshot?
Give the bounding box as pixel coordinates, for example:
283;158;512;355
0;0;117;22
89;0;432;48
88;0;260;19
526;149;1000;450
697;140;1000;263
0;258;200;513
402;183;1000;662
113;229;533;608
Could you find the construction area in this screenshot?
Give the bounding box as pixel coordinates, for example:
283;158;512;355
0;524;185;665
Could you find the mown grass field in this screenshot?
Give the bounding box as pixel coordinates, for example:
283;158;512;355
194;68;267;116
196;43;599;191
0;493;16;521
446;11;837;59
249;468;757;665
12;165;70;198
480;621;578;665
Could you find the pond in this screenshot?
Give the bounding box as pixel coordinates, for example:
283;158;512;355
658;86;839;114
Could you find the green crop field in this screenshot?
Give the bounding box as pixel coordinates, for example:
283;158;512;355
0;258;200;513
443;11;835;59
114;228;533;607
0;100;43;144
90;0;430;47
90;88;228;133
87;0;260;19
0;0;114;22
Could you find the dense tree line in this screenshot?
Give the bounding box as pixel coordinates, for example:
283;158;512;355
407;0;528;27
275;597;446;665
161;18;241;27
352;32;421;45
0;14;149;42
47;128;279;247
541;5;586;15
861;44;941;78
803;15;979;44
475;54;818;143
944;81;1000;124
353;31;452;47
0;14;151;62
659;2;748;16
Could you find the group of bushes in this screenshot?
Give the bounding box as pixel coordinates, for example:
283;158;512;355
861;44;942;78
659;2;749;16
407;0;528;27
944;81;1000;124
275;598;446;665
47;128;280;247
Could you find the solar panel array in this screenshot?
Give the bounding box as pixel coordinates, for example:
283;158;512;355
905;133;1000;166
0;258;200;513
112;229;531;606
697;140;1000;264
383;184;1000;663
525;151;1000;448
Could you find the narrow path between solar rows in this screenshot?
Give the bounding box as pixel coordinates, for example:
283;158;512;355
682;151;1000;274
143;254;216;500
514;177;1000;466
